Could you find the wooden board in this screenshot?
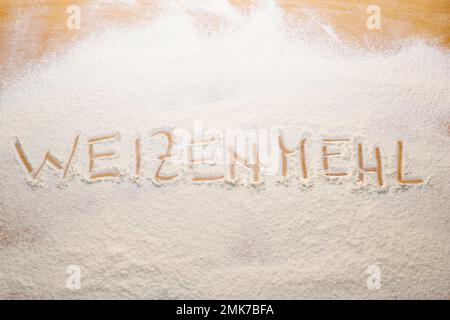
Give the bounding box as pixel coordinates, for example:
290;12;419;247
1;0;449;77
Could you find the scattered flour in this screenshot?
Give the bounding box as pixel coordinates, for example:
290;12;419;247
0;0;449;299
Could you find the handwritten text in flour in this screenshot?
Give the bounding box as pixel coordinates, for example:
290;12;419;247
13;126;425;189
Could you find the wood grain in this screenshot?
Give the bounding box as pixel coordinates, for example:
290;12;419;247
0;0;449;77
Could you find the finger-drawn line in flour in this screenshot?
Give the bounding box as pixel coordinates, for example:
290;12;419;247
152;131;178;183
300;139;308;179
87;133;120;181
278;135;308;179
15;140;35;175
278;135;295;178
189;136;224;182
357;143;383;187
321;139;349;177
396;141;423;185
135;137;141;178
15;136;80;181
228;144;260;185
13;132;426;190
87;133;119;144
188;137;217;168
63;135;80;179
321;138;351;144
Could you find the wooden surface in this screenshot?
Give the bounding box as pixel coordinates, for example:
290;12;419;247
0;0;449;77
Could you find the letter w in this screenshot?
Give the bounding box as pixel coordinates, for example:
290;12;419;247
14;136;79;181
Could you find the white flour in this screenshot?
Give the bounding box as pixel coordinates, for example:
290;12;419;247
0;1;449;299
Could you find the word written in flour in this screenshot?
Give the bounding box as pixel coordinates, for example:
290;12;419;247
13;129;424;188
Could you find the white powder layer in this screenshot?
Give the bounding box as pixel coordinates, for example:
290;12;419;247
0;1;449;299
